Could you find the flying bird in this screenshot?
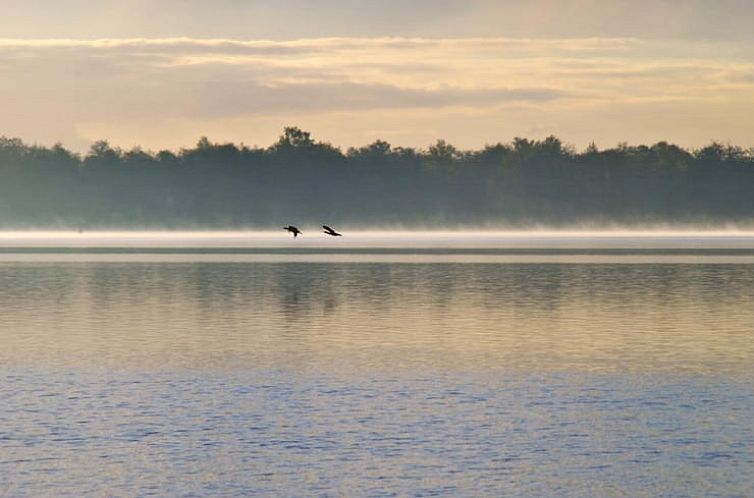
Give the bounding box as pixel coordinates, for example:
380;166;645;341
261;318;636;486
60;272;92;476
283;225;302;238
322;225;342;236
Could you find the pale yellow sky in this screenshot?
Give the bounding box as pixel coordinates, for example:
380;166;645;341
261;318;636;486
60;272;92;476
0;1;753;151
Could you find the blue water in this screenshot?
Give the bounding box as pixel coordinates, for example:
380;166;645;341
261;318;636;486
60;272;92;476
2;369;752;497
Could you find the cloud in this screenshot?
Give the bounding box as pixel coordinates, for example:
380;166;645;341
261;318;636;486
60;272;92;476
189;82;568;117
0;36;752;150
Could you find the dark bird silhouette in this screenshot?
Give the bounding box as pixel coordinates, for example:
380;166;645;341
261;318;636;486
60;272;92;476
283;225;302;238
322;225;342;237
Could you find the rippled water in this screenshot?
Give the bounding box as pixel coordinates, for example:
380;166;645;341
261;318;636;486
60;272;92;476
1;233;753;497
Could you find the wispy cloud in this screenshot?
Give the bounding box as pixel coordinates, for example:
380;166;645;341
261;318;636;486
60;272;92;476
0;37;752;150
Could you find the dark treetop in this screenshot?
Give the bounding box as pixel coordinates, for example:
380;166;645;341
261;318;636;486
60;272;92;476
0;127;753;228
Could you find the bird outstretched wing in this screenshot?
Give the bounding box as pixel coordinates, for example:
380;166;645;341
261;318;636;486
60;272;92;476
322;225;342;236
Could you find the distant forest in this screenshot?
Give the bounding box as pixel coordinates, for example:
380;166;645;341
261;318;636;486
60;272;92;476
1;127;753;228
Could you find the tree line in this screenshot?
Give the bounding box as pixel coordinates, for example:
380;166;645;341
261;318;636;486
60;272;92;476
0;127;752;228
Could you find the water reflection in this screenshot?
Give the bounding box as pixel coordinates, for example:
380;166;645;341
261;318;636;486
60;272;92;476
0;260;752;374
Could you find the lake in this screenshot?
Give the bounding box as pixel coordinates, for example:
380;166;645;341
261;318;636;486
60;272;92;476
1;232;753;497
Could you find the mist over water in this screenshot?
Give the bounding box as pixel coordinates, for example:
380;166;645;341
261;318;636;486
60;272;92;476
2;228;754;248
1;231;753;496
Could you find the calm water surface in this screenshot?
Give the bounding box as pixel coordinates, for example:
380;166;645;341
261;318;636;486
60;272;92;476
1;233;753;497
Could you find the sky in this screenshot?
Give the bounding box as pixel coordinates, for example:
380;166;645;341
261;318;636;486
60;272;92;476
1;0;753;152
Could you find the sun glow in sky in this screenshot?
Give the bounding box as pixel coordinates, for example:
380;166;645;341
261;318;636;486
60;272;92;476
1;0;753;152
